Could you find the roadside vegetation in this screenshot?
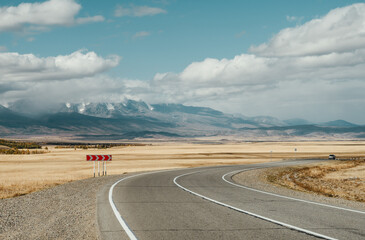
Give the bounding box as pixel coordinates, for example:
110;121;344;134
54;143;131;150
0;139;41;149
0;148;46;154
0;139;46;154
266;159;365;202
0;140;144;154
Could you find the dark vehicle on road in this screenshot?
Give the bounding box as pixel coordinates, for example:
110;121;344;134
328;154;336;160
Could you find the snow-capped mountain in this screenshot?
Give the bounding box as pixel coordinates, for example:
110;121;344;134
60;101;153;118
1;99;364;140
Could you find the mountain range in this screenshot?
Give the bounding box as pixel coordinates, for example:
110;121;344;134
0;100;364;140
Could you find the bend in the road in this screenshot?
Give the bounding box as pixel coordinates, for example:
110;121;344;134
173;170;337;240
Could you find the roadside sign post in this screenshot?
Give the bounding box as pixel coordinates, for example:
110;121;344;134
105;161;107;176
102;161;104;176
86;155;112;177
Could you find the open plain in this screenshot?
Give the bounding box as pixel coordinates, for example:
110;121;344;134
1;141;365;199
1;141;365;239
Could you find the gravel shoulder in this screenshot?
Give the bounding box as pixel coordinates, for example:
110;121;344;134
232;161;365;211
0;174;124;240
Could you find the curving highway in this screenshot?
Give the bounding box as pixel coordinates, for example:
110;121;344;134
97;160;365;240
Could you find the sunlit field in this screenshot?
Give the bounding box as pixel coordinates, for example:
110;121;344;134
1;141;365;199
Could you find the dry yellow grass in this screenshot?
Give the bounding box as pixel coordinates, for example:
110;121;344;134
1;141;365;199
266;159;365;202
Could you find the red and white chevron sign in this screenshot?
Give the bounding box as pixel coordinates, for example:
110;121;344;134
86;155;112;161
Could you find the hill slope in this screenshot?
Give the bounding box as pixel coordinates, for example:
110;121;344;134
1;101;364;140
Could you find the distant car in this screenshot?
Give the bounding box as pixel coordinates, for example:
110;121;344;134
328;154;336;160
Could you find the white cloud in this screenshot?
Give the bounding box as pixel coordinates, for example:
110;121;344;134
148;49;365;105
137;3;365;123
114;5;166;17
0;0;104;32
286;16;297;22
133;31;151;39
0;50;120;83
251;3;365;57
286;15;303;23
0;75;150;114
2;3;365;123
0;49;122;112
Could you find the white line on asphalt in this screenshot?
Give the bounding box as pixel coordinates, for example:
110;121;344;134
109;169;177;240
109;175;139;240
222;168;365;215
173;171;338;240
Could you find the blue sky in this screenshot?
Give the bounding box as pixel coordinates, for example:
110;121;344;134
1;0;365;123
3;0;361;79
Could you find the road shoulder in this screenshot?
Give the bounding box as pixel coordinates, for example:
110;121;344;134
0;175;123;240
232;161;365;211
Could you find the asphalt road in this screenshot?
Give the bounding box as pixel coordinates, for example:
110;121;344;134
97;160;365;240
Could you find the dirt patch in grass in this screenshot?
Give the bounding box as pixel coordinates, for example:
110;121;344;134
265;159;365;202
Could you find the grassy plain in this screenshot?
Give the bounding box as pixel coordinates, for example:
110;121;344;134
1;141;365;199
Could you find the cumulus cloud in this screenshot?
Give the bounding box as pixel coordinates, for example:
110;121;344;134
136;3;365;122
149;49;365;102
0;49;122;113
250;3;365;57
114;5;166;17
2;3;365;123
0;75;150;114
0;50;120;83
0;0;104;32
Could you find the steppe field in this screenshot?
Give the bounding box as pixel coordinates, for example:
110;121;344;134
1;141;365;199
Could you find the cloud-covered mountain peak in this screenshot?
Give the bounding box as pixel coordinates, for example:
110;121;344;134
58;100;154;118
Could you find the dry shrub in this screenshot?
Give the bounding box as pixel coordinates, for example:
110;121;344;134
267;159;365;202
0;148;47;155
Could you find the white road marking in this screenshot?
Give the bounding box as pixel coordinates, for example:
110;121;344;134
109;169;177;240
109;160;353;240
222;168;365;215
174;170;338;240
109;174;140;240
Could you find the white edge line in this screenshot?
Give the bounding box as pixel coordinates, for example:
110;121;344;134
173;171;338;240
222;168;365;215
109;175;139;240
108;169;176;240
